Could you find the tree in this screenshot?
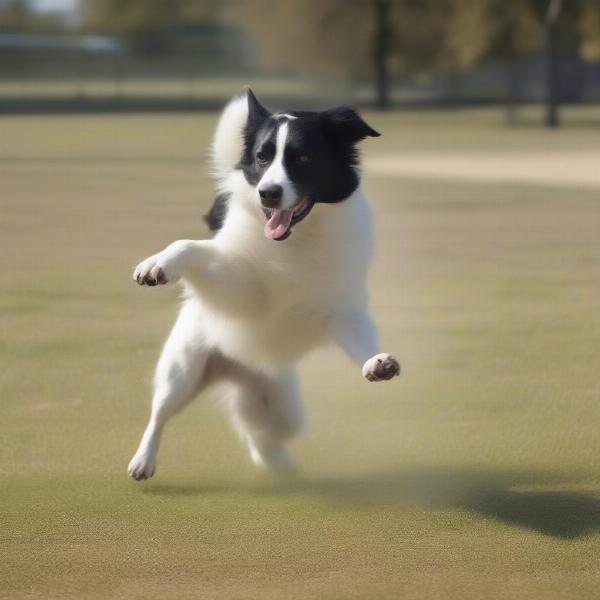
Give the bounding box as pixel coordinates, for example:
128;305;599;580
579;1;600;62
230;0;540;107
543;0;563;127
233;0;600;122
374;0;391;109
229;0;375;79
442;0;540;123
456;0;600;127
231;0;456;107
0;0;29;32
0;0;66;33
79;0;222;53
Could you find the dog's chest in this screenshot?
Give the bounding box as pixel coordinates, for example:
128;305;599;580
202;300;331;367
197;249;344;366
204;192;373;365
221;268;339;365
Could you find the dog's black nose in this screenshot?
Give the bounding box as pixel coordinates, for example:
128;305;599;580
259;185;283;208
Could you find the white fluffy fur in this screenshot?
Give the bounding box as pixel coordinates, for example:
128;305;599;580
128;94;397;481
258;122;297;209
210;92;248;187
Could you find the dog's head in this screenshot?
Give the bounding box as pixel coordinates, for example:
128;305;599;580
237;88;380;241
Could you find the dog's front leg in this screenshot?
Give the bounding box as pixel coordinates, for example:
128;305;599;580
133;240;265;316
333;311;400;382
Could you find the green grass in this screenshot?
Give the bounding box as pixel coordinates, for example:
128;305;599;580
1;108;600;599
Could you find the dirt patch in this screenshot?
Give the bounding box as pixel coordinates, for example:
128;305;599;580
366;151;600;190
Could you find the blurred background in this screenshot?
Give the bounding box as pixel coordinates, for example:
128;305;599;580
1;0;600;124
3;2;600;599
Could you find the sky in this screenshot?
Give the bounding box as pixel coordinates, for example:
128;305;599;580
29;0;78;14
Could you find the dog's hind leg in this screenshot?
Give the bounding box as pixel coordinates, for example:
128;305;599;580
128;304;209;481
222;366;304;472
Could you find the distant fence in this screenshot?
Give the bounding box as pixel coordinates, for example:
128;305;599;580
1;31;599;113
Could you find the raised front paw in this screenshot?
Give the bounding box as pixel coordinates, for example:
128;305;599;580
362;353;400;382
133;255;172;286
133;251;180;286
133;241;193;286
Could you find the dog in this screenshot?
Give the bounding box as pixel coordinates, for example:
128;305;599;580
128;88;399;480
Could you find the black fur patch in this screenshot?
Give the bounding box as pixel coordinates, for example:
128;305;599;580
237;90;379;206
203;191;230;232
208;89;380;233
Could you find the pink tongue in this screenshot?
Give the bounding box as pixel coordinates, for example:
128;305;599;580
264;209;294;240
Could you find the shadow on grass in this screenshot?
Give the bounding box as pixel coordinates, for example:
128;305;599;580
315;466;600;539
469;489;600;539
143;465;600;539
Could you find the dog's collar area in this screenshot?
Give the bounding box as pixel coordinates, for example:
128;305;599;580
262;198;314;241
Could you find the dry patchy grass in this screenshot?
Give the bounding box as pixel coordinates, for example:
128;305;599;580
1;109;600;599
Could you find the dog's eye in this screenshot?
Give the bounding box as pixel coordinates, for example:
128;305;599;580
298;155;310;164
256;152;269;166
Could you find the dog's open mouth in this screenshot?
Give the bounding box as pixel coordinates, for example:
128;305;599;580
263;197;314;241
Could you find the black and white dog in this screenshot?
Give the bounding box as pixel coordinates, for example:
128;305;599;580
128;89;399;480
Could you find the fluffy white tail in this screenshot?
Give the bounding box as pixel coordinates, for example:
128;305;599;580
210;91;249;184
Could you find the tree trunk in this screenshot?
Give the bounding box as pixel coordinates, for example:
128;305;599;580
543;0;563;128
374;0;390;109
506;58;521;126
503;15;519;126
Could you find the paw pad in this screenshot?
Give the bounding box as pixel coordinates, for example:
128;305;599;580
363;353;400;382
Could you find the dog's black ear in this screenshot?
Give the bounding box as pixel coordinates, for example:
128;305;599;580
246;87;270;124
321;105;380;144
237;87;271;169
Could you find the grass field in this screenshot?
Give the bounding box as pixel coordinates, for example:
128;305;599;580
1;107;600;599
